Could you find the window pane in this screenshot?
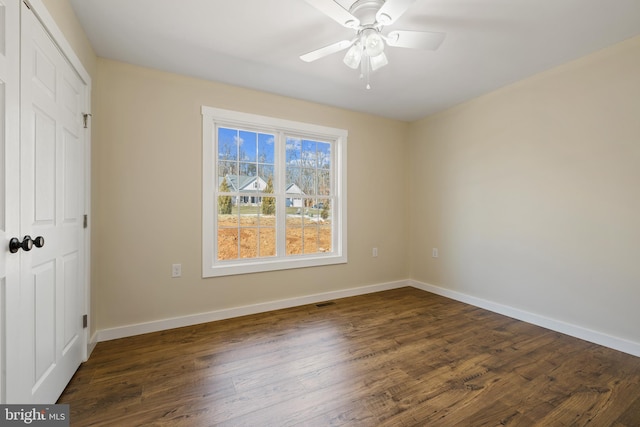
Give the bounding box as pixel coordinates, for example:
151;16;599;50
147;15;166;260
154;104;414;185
217;176;230;195
259;228;276;257
286;166;304;213
317;169;330;195
319;225;332;252
259;165;274;188
240;227;258;258
218;127;239;161
217;228;238;260
318;201;332;252
239;130;257;162
239;162;257;179
260;195;276;218
286;209;303;255
258;133;275;165
262;209;277;226
319;200;331;223
286;225;303;255
302;140;317;168
303;201;329;255
285;198;299;213
287;208;303;226
219;164;233;180
286;137;301;164
309;199;324;218
286;167;302;193
217;196;236;220
318;142;331;169
303;225;318;254
238;201;256;220
301;168;316;195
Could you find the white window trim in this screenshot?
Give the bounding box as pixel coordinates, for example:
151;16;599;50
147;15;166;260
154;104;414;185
202;106;348;277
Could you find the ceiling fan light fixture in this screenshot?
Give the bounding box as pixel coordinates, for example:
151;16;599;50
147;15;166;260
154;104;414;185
363;30;384;57
369;51;388;71
343;43;363;69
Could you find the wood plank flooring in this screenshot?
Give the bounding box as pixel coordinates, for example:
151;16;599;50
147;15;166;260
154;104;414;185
58;287;640;426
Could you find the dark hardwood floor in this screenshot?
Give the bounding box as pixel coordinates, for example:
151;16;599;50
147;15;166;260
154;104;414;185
58;287;640;426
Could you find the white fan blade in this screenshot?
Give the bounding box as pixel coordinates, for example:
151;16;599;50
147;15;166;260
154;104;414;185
304;0;360;28
376;0;416;25
300;39;353;62
370;52;389;71
385;30;445;50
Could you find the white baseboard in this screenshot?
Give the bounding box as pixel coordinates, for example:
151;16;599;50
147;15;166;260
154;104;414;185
87;332;98;358
409;280;640;358
94;278;640;358
96;280;410;342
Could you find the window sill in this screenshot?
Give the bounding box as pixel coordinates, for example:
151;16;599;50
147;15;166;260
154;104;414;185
203;253;348;277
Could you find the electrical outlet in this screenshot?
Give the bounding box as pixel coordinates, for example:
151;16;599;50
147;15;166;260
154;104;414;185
432;248;439;258
372;247;378;257
172;263;182;278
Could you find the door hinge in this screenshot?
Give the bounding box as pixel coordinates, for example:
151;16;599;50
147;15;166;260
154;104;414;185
82;314;88;329
82;113;92;129
83;214;88;229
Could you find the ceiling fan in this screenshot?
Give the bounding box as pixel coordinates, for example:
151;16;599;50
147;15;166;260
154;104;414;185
300;0;446;89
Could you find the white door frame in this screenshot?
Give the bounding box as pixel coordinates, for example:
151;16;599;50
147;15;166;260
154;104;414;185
1;0;22;405
26;0;92;359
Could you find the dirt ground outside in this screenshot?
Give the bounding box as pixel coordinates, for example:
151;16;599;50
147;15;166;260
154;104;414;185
217;215;332;260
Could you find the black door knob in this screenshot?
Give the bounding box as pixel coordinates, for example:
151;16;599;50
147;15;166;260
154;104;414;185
34;236;45;248
9;235;33;253
8;235;43;253
8;238;20;253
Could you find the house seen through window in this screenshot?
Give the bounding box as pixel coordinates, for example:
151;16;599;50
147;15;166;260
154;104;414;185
202;107;347;277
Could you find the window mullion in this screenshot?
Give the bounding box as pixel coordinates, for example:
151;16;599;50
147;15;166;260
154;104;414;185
276;131;287;258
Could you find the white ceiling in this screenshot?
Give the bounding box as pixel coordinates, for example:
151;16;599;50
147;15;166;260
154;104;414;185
69;0;640;122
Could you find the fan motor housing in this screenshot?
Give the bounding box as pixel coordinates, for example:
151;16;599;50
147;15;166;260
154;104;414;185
349;0;385;25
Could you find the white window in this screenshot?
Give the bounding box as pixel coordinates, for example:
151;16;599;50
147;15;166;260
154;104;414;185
202;106;347;277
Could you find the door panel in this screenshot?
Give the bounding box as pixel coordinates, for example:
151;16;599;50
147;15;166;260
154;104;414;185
33;43;56;98
33;109;56;222
33;261;56;382
64;130;82;221
63;252;79;349
19;2;85;403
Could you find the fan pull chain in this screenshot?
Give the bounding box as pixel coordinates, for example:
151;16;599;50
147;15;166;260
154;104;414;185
360;56;372;90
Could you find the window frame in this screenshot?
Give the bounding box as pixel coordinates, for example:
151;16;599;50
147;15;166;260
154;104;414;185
202;106;348;277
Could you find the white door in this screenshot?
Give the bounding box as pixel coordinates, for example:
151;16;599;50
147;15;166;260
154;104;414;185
11;2;86;403
0;0;21;404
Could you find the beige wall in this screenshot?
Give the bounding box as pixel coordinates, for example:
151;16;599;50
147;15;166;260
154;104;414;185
408;36;640;343
44;0;640;347
93;59;410;331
